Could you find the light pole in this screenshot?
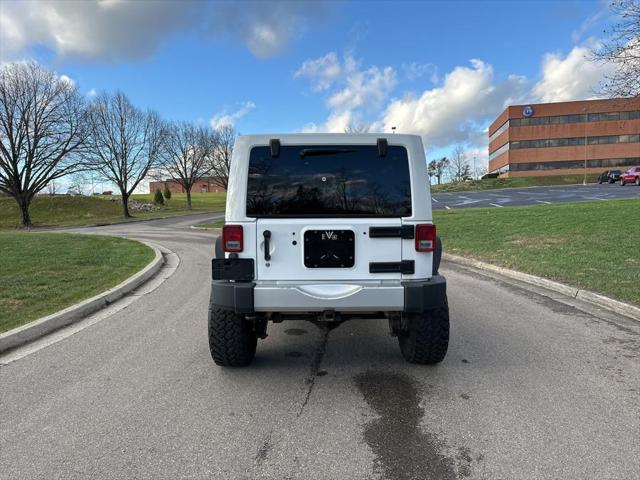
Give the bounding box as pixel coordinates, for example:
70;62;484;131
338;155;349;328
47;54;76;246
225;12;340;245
583;106;588;186
473;155;477;180
391;126;396;134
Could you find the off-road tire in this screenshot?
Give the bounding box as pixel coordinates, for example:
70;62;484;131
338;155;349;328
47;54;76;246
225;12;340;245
208;307;257;366
398;296;449;364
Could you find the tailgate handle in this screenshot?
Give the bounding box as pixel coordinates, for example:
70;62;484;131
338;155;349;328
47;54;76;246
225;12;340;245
263;230;271;261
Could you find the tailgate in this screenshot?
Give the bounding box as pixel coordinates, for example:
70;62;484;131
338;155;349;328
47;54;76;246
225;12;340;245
256;218;404;281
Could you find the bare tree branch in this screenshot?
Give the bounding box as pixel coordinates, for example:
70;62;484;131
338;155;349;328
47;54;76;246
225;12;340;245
592;0;640;98
448;145;472;183
208;125;236;190
158;121;215;209
0;62;89;226
84;91;164;218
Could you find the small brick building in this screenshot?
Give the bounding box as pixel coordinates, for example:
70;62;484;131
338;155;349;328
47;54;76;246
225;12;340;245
149;177;226;194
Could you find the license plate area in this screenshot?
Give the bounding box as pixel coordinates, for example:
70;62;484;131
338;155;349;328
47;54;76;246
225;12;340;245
304;230;355;268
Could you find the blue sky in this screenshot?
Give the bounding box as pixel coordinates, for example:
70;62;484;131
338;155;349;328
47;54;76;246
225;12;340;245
0;0;615;168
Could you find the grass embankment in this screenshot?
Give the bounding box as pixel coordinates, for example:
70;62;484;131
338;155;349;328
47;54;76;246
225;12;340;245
431;173;600;193
0;192;225;229
434;198;640;306
0;233;154;332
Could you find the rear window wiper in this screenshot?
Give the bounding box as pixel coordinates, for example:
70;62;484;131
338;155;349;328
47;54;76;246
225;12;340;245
299;148;358;158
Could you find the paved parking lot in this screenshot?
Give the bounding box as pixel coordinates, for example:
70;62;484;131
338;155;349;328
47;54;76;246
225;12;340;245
432;183;640;209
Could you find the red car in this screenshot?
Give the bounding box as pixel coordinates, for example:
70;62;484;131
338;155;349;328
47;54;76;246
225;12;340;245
620;166;640;186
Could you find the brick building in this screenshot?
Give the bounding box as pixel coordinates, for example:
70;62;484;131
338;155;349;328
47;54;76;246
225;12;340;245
488;98;640;177
149;177;226;194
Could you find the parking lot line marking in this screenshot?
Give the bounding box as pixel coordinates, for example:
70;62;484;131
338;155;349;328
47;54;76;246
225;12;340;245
489;203;504;208
535;200;551;204
432;197;439;202
444;205;451;210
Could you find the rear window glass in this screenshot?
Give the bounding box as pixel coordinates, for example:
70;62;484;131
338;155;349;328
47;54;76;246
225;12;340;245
246;144;412;217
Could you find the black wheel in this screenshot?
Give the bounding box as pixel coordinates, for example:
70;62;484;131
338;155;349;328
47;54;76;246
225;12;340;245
621;180;626;186
635;177;640;186
208;307;257;366
398;296;449;364
608;179;614;184
598;179;602;184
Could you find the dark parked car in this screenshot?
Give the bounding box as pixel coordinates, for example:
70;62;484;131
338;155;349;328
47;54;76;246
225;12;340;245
598;170;622;184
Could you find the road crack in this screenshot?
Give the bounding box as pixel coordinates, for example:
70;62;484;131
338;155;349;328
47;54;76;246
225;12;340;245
297;329;329;417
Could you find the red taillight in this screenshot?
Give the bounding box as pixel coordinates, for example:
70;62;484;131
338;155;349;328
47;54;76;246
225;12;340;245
415;224;436;252
222;225;243;252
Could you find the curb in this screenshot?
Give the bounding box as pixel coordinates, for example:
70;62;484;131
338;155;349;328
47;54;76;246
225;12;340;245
443;253;640;322
0;240;165;354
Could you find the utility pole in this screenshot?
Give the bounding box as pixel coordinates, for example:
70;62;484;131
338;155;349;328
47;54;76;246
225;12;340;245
473;156;477;180
583;106;588;186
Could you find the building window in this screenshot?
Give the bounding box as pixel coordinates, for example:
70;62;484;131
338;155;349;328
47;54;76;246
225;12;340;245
489;142;509;161
489;120;510;142
510;134;639;150
509;110;640;127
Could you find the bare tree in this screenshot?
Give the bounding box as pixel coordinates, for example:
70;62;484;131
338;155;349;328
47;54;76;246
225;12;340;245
208;124;236;191
592;0;640;98
448;145;472;182
159;121;215;209
67;173;88;195
46;180;58;196
85;91;163;217
0;62;88;226
428;157;449;185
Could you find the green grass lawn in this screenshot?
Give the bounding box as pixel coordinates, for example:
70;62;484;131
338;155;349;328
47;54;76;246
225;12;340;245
431;173;600;193
0;192;226;229
434;198;640;306
193;219;224;229
0;233;154;332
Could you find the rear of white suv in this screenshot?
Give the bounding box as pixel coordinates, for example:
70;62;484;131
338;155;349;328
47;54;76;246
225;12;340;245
209;134;448;366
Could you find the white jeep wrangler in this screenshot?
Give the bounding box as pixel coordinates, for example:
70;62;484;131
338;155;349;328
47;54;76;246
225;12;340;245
209;134;448;366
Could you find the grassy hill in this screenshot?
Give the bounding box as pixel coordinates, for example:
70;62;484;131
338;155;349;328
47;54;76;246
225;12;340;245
431;173;600;193
0;192;225;229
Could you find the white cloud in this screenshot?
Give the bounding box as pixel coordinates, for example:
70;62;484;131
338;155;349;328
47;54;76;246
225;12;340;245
87;88;97;98
402;62;438;83
532;45;613;103
298;42;612;158
327;65;396;111
380;59;527;148
210;101;256;130
295;52;396;132
0;0;333;61
295;52;343;91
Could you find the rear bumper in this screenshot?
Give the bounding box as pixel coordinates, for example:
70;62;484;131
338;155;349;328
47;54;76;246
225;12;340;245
210;276;447;314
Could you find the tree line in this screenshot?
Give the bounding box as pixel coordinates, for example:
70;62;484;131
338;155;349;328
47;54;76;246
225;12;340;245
0;62;235;226
427;145;488;185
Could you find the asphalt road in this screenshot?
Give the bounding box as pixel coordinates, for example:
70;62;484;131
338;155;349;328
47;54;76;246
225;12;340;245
1;213;639;480
432;182;640;209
